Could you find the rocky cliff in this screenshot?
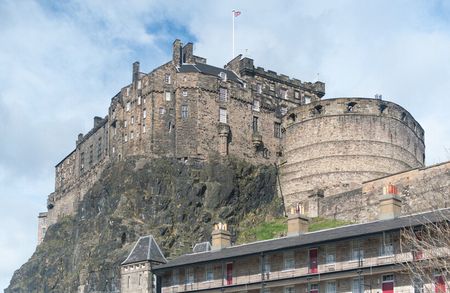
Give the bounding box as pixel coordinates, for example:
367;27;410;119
6;157;282;292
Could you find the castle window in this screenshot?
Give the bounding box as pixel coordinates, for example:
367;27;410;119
143;109;147;119
131;116;134;124
182;90;188;97
126;102;130;111
124;134;128;142
280;106;288;116
89;145;93;165
143;97;146;104
126;87;130;96
253;116;259;133
219;88;228;102
138;96;141;105
314;105;323;114
401;112;407;121
159;107;166;115
165;73;171;84
112;146;115;154
137;80;142;89
138;273;142;286
80;152;85;170
274;122;282;138
269;83;275;91
143;125;146;133
280;89;288;99
294;91;300;100
379;104;388;113
252;99;260;112
124;120;128;128
181;105;188;119
130;131;134;140
219;108;227;123
127;276;130;288
219;71;227;81
304;96;311;104
347;102;357;112
257;83;262;94
165;91;172;101
205;264;214;281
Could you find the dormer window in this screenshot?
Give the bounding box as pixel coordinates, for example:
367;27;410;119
219;72;227;81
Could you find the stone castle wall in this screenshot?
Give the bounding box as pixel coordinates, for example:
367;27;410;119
280;98;425;209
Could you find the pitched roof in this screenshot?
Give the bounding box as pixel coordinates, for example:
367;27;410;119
153;209;450;270
178;63;241;83
122;235;167;265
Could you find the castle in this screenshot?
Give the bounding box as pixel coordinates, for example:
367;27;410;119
37;39;450;245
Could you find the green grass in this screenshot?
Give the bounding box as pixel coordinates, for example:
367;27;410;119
237;216;352;244
237;217;287;243
308;217;353;232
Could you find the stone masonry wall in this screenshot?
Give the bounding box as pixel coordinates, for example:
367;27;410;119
281;98;425;210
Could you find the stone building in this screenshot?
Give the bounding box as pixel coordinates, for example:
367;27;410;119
129;188;449;293
37;39;448;247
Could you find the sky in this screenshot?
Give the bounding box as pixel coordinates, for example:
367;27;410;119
1;0;450;290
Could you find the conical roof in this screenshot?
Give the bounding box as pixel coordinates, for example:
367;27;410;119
122;235;167;265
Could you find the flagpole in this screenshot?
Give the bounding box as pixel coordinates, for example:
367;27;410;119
232;10;235;59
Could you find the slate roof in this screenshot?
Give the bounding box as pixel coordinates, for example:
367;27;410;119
178;63;241;83
153;209;450;271
122;235;167;265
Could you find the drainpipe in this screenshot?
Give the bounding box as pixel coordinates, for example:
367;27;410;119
274;162;287;217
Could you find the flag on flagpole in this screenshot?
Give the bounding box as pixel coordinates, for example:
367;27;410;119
233;10;241;17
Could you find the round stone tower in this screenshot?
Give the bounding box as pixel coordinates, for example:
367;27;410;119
280;97;425;211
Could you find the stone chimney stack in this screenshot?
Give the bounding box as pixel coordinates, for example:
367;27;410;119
211;222;231;250
287;204;309;237
172;39;182;66
182;42;194;64
378;184;402;220
132;61;140;83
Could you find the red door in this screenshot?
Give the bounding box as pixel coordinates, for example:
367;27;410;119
226;263;233;285
309;248;318;273
382;281;394;293
435;275;446;293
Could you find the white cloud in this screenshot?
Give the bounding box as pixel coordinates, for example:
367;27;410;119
2;0;450;289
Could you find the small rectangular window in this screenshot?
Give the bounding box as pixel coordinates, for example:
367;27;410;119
252;99;260;112
274;122;282;138
143;109;147;119
138;96;141;105
280;106;288;116
294;91;300;99
257;83;262;94
283;251;295;270
205;264;213;281
181;105;188;119
304;96;311;104
165;91;171;101
182;90;188;97
269;83;275;91
326;282;336;293
126;102;130;111
380;233;394;256
137;80;142;89
326;245;336;264
159;107;166;115
143;97;146;104
253;116;259;133
124;120;128;128
124;134;128;142
351;239;364;261
309;284;319;293
131;116;134;124
219;108;227;123
280;89;288;99
164;73;171;84
130;131;134;140
143;125;146;133
352;277;364;293
219;88;228;102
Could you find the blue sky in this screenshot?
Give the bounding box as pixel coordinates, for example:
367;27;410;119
1;0;450;289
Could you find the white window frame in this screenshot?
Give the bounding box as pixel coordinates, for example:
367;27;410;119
326;245;336;265
165;73;171;84
304;96;311;104
205;264;214;282
137;80;142;89
326;281;336;293
352;277;364;293
143;109;147;119
165;91;172;101
124;134;128;142
253;99;260;112
380;232;394;257
219;88;228;102
182;90;188;97
124;120;128;128
126;102;131;111
181;105;188;119
219;108;227;124
351;239;364;261
138;96;141;105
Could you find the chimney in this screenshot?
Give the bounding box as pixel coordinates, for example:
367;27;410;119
287;204;309;237
94;116;103;128
132;61;140;83
378;184;402;220
172;39;182;66
182;42;194;64
211;222;231;250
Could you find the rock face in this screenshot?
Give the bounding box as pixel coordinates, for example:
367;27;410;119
6;157;281;293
